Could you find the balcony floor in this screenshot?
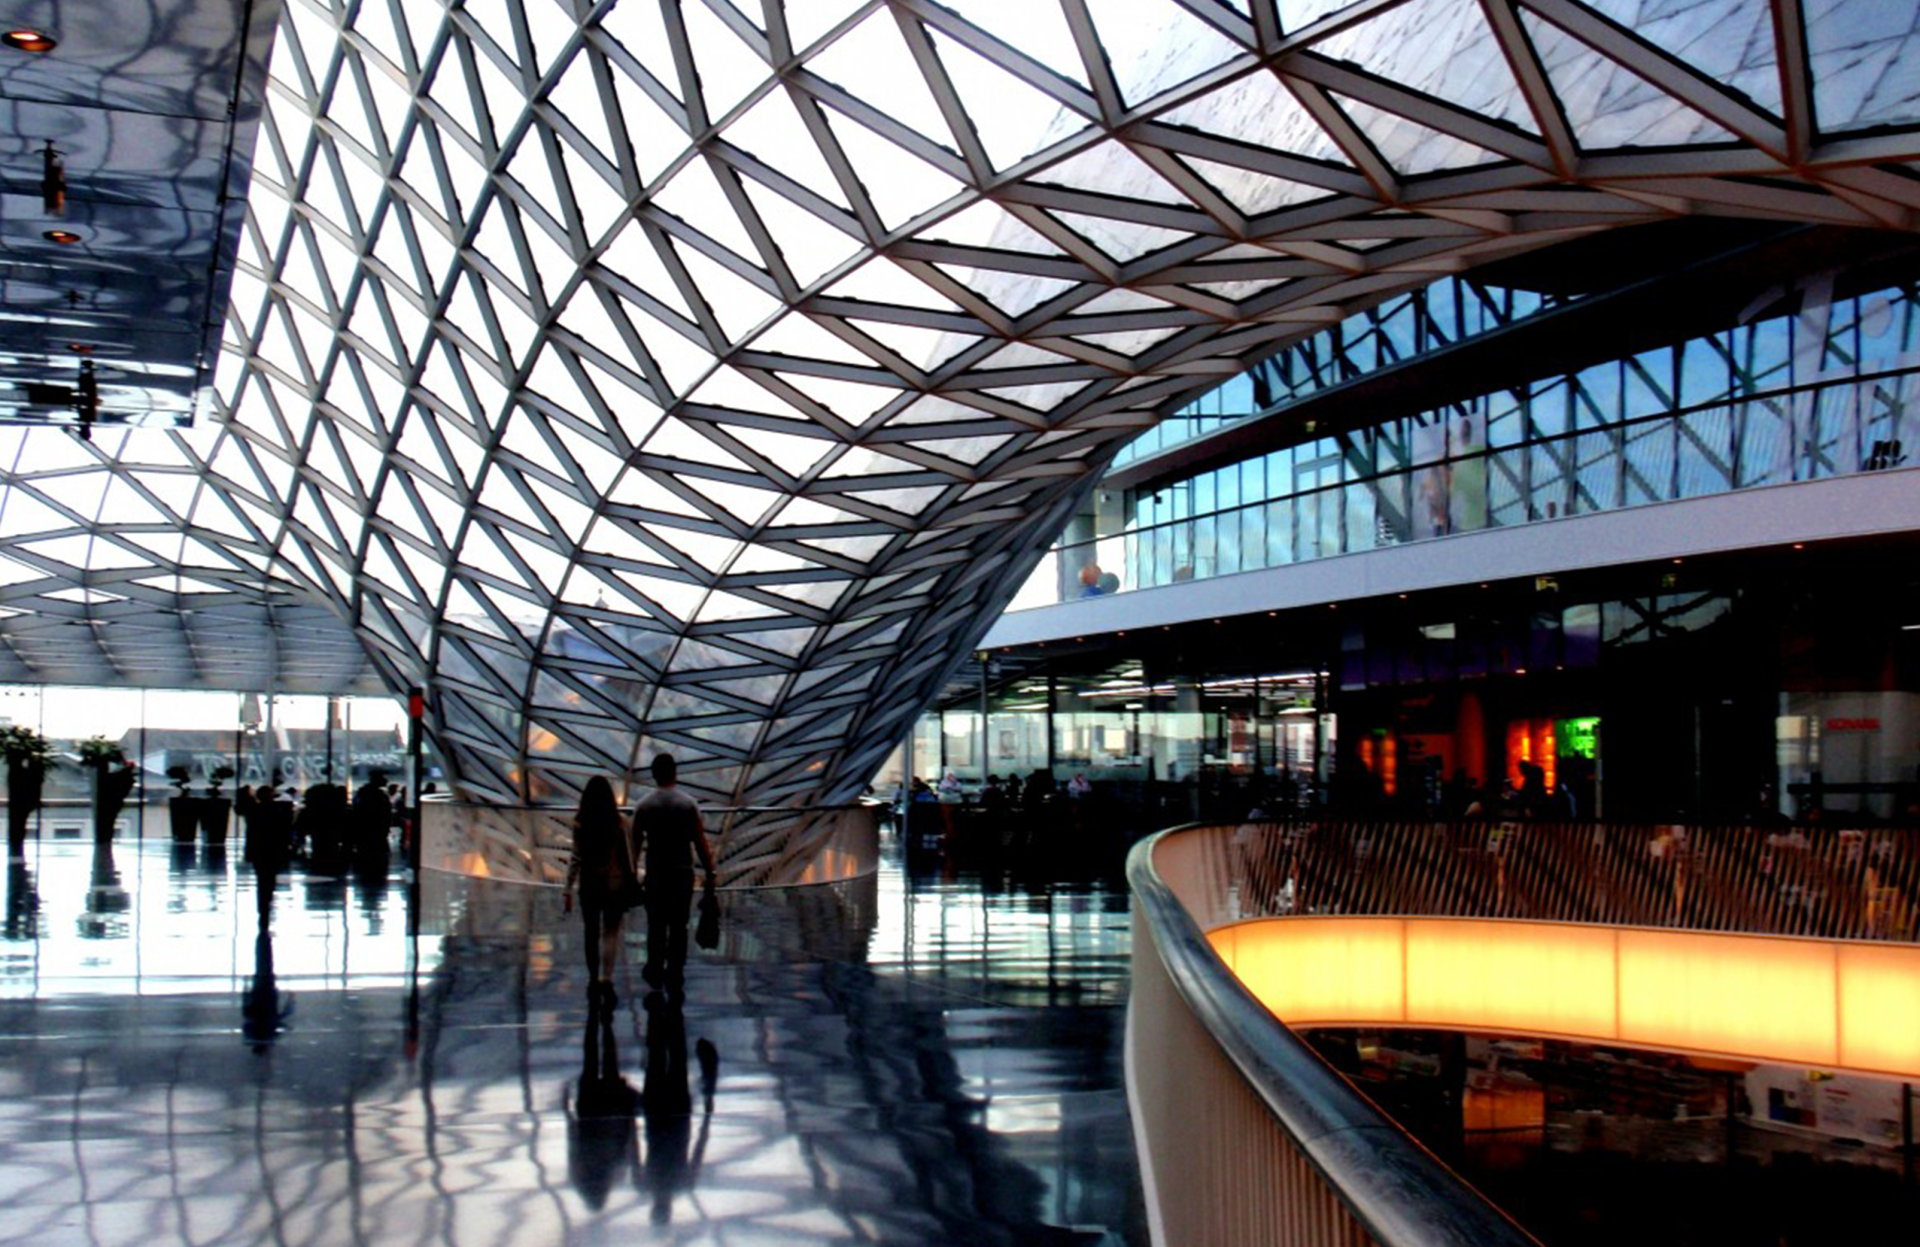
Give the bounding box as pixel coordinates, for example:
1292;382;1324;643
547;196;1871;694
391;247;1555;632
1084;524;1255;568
0;813;1144;1246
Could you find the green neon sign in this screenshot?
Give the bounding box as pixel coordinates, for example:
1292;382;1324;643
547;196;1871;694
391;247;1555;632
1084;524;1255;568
1556;717;1599;759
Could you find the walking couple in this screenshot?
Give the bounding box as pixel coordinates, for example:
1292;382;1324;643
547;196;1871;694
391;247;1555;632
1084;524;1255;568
566;753;717;1003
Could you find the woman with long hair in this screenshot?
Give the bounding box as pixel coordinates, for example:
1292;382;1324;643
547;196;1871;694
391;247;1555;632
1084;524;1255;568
565;775;638;1004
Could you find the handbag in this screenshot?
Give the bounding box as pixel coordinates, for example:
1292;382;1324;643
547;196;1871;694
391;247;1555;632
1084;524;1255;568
694;882;720;950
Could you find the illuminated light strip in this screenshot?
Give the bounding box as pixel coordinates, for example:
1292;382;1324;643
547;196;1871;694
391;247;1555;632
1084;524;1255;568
1209;916;1920;1080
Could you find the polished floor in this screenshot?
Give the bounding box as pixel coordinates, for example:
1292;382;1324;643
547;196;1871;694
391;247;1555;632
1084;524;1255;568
0;816;1144;1245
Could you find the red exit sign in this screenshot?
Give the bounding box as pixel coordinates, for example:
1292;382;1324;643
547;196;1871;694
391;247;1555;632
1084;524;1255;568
1826;717;1881;731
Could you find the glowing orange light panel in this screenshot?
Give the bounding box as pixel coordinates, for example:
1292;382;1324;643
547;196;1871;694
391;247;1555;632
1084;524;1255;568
1210;917;1920;1080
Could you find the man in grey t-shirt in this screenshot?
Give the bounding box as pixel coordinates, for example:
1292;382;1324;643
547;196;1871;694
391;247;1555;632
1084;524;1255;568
632;753;717;990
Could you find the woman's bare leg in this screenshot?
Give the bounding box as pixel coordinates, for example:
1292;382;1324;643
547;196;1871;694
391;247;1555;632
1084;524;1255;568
599;909;625;983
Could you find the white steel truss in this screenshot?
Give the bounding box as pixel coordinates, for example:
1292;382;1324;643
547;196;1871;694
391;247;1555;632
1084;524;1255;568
2;0;1918;804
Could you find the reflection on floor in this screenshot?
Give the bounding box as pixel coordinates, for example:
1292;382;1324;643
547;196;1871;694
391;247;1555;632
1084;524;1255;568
0;821;1144;1245
1307;1026;1920;1247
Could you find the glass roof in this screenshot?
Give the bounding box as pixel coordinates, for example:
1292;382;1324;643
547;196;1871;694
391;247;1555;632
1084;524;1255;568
0;0;1917;805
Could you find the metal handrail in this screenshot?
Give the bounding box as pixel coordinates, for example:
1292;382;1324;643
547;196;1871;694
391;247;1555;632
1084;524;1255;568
1129;826;1539;1247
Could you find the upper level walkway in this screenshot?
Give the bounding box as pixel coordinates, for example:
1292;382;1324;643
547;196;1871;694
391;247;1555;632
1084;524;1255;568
988;460;1920;647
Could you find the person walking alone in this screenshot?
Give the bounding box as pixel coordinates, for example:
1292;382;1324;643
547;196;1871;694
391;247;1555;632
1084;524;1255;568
632;754;716;994
565;775;638;1005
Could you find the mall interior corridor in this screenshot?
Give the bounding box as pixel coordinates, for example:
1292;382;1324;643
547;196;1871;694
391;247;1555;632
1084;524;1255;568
0;819;1144;1246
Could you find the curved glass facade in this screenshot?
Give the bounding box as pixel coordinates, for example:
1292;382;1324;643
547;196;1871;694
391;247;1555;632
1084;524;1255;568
1021;275;1920;604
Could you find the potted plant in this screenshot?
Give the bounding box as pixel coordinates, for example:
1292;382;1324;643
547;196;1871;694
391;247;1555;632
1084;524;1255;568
201;764;236;844
78;736;136;842
166;764;198;842
1;725;52;860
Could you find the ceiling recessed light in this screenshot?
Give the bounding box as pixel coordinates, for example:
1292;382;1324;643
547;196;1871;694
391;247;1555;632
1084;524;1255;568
2;28;56;53
43;229;80;245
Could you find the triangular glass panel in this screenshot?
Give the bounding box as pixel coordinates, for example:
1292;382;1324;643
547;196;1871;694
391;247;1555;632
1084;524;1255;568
1330;93;1507;175
681;474;784;526
778;372;903;423
598;222;698;321
1070;325;1184;355
1085;0;1249;108
1037;139;1191;204
652;157;764;269
749;313;876;368
1051;210;1190;261
1316;0;1541;134
1586;0;1783;120
735;176;863;286
643;416;753;472
820;106;966;230
606;469;706;520
821;256;964;312
933;264;1078;317
680;0;770;122
915;434;1012;466
819;446;922;478
806;12;959;155
671;241;781;342
597;0;684;108
922;199;1066;255
978;379;1088;410
687;365;812;422
605;60;690;185
851;318;982;370
939;0;1089;87
978;341;1076;369
1520;8;1739;148
722;86;853;208
1160;69;1353;167
1176;152;1335;214
882;394;998;427
927;28;1091;170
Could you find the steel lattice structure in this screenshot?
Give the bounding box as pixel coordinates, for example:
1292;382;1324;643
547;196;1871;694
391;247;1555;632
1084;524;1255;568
1;0;1918;804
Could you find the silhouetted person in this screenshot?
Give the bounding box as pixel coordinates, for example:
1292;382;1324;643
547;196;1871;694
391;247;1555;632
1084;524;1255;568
302;782;349;865
641;989;718;1225
981;774;1009;817
241;930;291;1052
246;782;293;929
1022;769;1052;820
354;771;393;861
567;997;639;1210
633;754;716;992
565;775;638;1002
235;784;257;842
1517;762;1549;820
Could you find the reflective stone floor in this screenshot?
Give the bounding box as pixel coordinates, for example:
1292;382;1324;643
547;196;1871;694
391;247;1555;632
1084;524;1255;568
0;822;1144;1245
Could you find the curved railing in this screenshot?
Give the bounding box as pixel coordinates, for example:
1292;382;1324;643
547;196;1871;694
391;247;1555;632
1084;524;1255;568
420;798;881;889
1128;825;1538;1247
1127;818;1920;1246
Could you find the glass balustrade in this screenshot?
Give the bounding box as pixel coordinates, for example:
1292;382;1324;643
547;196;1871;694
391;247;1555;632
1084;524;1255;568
1015;366;1919;609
